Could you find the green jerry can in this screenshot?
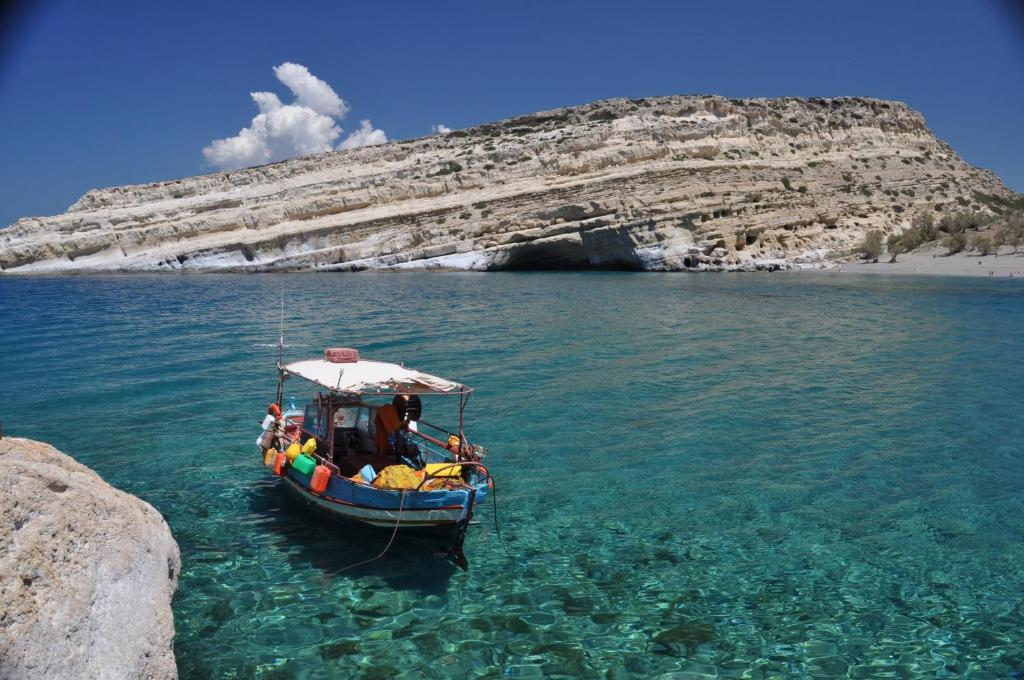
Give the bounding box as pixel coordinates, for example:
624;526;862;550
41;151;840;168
291;454;317;476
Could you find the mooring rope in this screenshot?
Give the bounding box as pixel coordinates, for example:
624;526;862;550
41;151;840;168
489;479;516;569
336;490;407;574
334;474;514;574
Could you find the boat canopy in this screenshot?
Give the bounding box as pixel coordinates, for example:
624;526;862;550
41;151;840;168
283;358;469;396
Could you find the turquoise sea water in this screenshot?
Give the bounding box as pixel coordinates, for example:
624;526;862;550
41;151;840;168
1;272;1023;678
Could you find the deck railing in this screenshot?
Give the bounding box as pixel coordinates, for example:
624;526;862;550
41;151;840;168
405;420;470;459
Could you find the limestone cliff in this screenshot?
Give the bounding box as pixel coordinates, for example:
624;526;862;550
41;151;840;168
0;437;180;680
0;95;1016;273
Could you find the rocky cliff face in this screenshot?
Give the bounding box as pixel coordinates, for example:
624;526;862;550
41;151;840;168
0;437;180;680
0;95;1015;273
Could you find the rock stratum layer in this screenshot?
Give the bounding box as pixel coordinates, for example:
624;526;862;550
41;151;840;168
0;437;180;680
0;95;1016;273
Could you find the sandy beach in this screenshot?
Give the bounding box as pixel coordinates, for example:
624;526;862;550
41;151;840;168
834;242;1024;279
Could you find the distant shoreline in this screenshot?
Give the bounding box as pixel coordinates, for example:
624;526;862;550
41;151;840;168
828;243;1024;279
3;244;1024;278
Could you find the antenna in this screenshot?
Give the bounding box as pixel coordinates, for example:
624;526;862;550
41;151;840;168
277;289;285;367
275;288;285;407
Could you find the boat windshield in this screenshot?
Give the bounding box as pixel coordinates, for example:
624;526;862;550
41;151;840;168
301;401;329;441
334;406;368;431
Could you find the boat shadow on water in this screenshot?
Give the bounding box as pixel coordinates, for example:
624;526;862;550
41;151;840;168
250;481;459;593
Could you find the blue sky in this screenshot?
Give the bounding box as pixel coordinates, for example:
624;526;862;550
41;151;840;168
1;0;1021;226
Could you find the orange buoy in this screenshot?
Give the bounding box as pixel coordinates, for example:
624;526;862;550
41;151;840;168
273;452;288;476
268;403;282;418
310;465;331;494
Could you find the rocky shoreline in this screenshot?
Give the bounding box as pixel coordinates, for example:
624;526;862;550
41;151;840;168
1;94;1016;274
0;437;179;680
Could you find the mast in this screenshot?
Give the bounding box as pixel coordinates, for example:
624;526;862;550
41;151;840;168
275;290;285;406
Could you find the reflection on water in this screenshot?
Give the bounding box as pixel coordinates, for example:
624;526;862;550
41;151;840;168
1;272;1023;678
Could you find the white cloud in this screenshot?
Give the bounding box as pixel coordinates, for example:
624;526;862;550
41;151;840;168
203;63;385;170
338;119;388;150
432;123;452;134
272;62;348;118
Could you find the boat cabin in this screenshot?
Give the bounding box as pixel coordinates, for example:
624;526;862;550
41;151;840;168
277;351;478;480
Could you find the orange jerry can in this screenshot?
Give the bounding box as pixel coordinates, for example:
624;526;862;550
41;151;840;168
273;452;288;476
310;465;331;494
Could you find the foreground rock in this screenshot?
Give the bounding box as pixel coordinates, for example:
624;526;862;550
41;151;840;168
0;94;1017;273
0;437;180;680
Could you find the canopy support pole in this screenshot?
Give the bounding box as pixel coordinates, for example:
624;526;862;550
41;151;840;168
458;391;470;455
275;366;285;408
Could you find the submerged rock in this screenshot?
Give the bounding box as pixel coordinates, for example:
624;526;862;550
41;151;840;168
0;95;1016;274
0;437;180;680
652;620;718;657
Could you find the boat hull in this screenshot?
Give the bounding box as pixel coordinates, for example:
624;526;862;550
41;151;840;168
277;469;488;543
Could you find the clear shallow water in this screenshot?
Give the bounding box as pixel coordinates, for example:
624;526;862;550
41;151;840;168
1;272;1023;678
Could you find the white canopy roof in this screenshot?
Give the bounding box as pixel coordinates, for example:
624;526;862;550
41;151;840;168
283;359;467;395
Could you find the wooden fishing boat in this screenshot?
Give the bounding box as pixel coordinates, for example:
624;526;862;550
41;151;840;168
257;347;491;569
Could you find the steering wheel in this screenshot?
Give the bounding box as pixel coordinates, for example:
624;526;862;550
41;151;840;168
343;429;362;452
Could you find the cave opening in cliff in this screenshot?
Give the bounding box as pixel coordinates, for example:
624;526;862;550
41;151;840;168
497;239;645;271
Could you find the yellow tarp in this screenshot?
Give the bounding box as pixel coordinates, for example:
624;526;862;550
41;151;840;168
424;463;462;478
